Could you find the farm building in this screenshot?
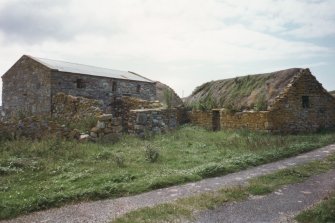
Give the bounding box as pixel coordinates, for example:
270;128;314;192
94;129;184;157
1;55;158;117
186;68;335;133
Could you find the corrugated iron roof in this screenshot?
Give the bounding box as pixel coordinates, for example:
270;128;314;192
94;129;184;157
29;55;154;83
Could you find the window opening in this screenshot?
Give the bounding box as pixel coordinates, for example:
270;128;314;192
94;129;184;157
76;79;86;88
302;96;310;108
112;81;117;92
136;84;141;93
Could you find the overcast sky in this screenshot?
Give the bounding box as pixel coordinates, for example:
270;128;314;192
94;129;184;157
0;0;334;103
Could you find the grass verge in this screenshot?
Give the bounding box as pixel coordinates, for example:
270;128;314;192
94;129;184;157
112;153;335;223
1;126;335;220
295;192;335;223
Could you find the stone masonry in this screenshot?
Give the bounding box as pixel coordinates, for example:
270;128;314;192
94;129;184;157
128;108;178;137
2;56;51;117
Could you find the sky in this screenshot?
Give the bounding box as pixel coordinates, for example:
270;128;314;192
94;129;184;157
0;0;334;104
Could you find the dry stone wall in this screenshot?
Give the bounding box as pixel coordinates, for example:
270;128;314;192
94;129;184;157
128;108;178;137
52;93;103;121
189;110;271;131
220;110;270;131
0;116;81;140
189;110;213;130
88;114;123;141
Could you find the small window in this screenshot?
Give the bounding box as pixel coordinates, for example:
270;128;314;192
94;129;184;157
136;84;141;93
112;81;117;92
302;96;310;108
76;79;86;88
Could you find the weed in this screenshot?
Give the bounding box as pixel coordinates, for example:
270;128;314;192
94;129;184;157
114;154;126;168
163;88;173;109
145;145;159;163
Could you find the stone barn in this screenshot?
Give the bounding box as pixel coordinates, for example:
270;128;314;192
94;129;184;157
186;68;335;133
2;55;157;117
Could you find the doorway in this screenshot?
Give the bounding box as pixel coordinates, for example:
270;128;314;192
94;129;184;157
212;110;221;131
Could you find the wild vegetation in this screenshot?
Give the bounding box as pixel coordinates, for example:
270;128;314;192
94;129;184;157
113;153;335;223
1;125;335;220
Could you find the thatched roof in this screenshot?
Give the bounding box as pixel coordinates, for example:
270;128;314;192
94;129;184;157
155;82;184;108
185;68;307;111
330;90;335;97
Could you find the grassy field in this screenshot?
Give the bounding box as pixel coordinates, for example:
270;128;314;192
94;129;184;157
1;125;335;219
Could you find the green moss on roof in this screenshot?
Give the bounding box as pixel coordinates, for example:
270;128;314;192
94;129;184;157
186;68;305;111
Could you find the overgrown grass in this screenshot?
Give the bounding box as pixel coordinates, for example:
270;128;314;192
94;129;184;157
112;153;335;223
296;192;335;223
1;125;335;220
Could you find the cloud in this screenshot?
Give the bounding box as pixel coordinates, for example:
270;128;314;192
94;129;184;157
0;0;334;100
0;0;78;43
219;0;335;39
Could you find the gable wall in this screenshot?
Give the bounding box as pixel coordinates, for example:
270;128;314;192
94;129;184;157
50;71;156;111
2;56;52;117
268;71;335;132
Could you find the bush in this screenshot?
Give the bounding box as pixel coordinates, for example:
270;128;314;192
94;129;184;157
114;154;125;167
145;145;159;163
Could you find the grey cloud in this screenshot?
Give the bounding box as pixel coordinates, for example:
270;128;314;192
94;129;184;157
0;0;78;44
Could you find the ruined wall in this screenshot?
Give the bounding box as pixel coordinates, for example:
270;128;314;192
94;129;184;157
0;116;80;140
52;93;103;121
128;108;178;137
220;111;270;131
2;56;52;117
268;71;335;133
189;110;270;131
50;71;156;111
89;114;123;140
189;110;213;130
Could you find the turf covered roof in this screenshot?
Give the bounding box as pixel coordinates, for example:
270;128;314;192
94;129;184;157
185;68;307;111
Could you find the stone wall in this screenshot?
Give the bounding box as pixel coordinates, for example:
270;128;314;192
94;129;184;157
127;108;178;137
220;110;270;131
189;110;270;131
268;71;335;133
89;114;123;141
188;110;213;130
2;55;52;117
0;116;80;140
52;93;103;121
51;71;156;111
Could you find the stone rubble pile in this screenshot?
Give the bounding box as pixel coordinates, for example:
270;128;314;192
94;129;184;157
52;92;103;121
88;114;123;141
